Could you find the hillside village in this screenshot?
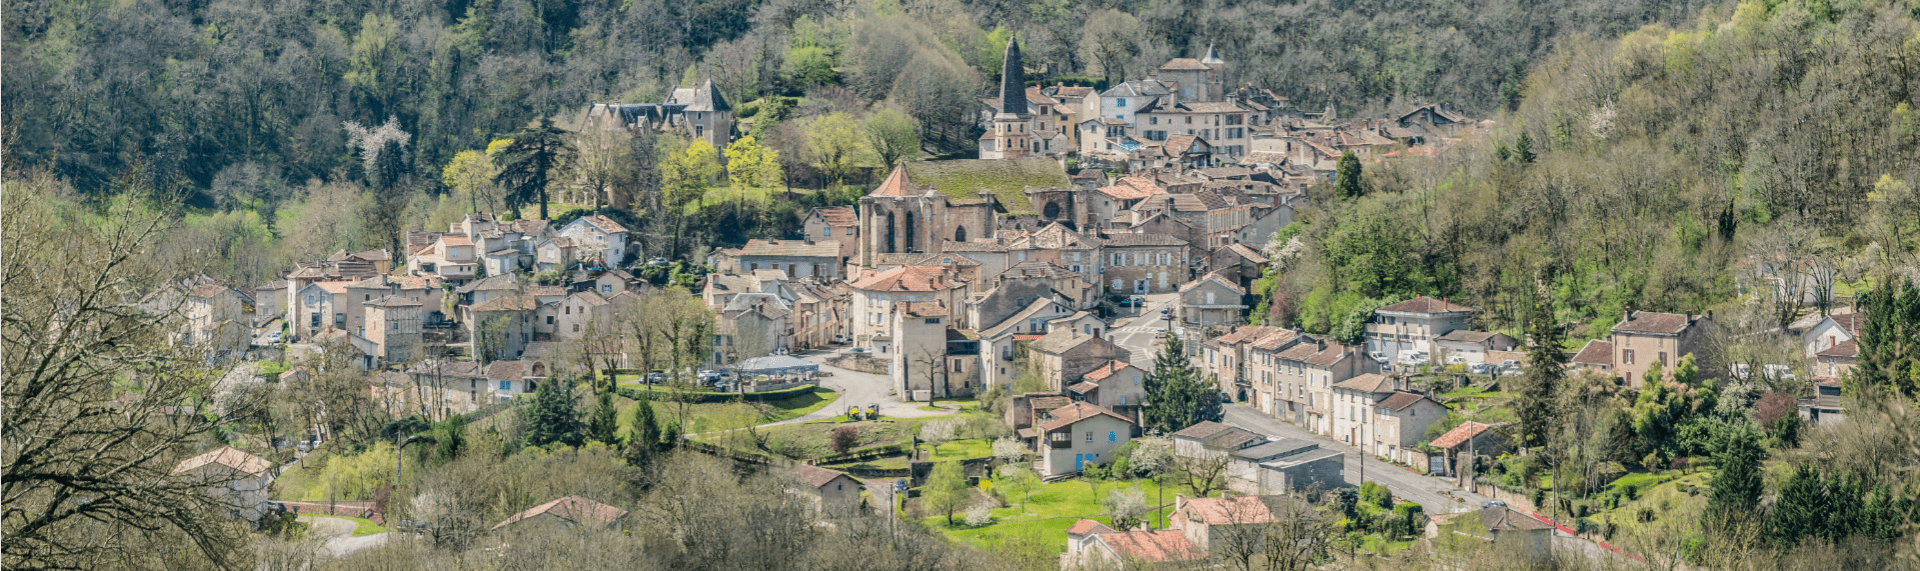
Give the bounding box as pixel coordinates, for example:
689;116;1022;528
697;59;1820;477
10;0;1920;569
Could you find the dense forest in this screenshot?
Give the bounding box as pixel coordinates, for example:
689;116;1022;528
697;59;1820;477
1272;0;1920;348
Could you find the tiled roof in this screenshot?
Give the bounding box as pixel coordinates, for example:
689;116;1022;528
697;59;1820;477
485;360;546;379
365;295;421;307
1178;496;1272;525
1159;57;1210;71
1037;401;1129;431
738;239;839;258
1179;273;1245;295
1082;360;1137;381
1818;339;1859;358
1436;330;1502;343
189;284;229;298
1214;326;1291;345
579;214;629;234
1571;340;1614;366
1027;328;1108;355
1171;420;1233;440
173;446;272;477
1249;329;1302;351
981;297;1066;339
456;273;520;293
942;240;1009;253
849;266;953;292
1068;381;1099;394
999;261;1084;281
1095;530;1201;563
810;206;857;226
1378;295;1475;315
1612;311;1698;335
470;295;537;312
898;301;947;317
1480;506;1554;531
1096;183;1162;201
441;235;473;247
491;495;628;531
1332;373;1397;393
1217;243;1269;264
1429;421;1499;450
1377;391;1430;411
797;464;854;488
529;285;568;297
1067;519;1111;535
1274;340;1353;366
1829;312;1868;336
1101;233;1188;247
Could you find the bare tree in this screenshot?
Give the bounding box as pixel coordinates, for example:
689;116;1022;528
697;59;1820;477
1175;448;1232;497
3;176;251;568
1258;494;1338;571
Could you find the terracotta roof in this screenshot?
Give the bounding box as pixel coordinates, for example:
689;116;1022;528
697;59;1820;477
1612;311;1699;335
1096;183;1162;201
1083;360;1137;381
1480;506;1554;531
1068;381;1100;394
312;281;350;294
440;235;473;247
898;301;947;317
850;266;953;292
491;495;628;531
1571;340;1614;366
1377;295;1475;315
1332;373;1397;393
1818;339;1859;358
1158;57;1210;71
579;214;629;234
810;206;857;226
1430;421;1499;450
1274;340;1353;366
1171;420;1234;439
797;464;855;488
1214;326;1291;345
1376;391;1430;411
1829;313;1868;336
1067;519;1112;535
172;446;272;477
1178;495;1272;525
738;239;839;258
1217;243;1268;264
1038;401;1130;431
1096;530;1201;562
1249;329;1303;351
189;284;229;298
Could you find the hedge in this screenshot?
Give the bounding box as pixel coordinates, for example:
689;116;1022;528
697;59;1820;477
614;383;820;404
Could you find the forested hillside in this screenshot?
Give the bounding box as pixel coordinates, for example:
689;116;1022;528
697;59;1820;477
1273;0;1920;343
5;0;1716;198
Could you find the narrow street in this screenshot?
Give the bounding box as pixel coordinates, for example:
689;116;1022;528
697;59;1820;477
1109;293;1181;369
1222;404;1490;514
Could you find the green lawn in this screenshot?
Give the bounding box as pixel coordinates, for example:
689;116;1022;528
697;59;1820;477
616;386;839;435
313;515;387;536
924;476;1176;551
925;438;994;461
1591;470;1714;537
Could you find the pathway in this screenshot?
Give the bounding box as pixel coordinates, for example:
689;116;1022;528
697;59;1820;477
298;515;390;559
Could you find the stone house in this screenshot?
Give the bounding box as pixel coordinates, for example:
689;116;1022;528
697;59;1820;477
347;274;447;328
715;293;789;365
1068;527;1201;570
794;465;863;518
1569;339;1616;376
586;79;734;151
1429;421;1510;478
1101;233;1189;295
400;361;491;416
252;280;289;328
406;234;479;283
176;283;249;359
1816;340;1859;381
1176;272;1247;335
997;261;1100;310
1268;338;1367;434
1431;506;1554;564
716;239;842;280
363;296;422;365
1026;328;1131;392
1432;330;1519;366
979;38;1071;159
847;265;960;350
540;290;612;341
1171;421;1347;496
1134;99;1252;159
1204;325;1296;400
291;281;351;340
890;301;975;400
1032;401;1134;477
464;295;537;361
1206;243;1269;289
172;446;275;524
802;206;860;261
1067;360;1148;422
1168;495;1273;552
558;215;630;267
1609;310;1714;387
491;495;628;535
975;296;1076;390
1328;374;1445;466
1802;312;1866;360
1366;295;1477;366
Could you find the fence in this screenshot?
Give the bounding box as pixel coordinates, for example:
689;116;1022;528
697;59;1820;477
615;383;819;404
279;500;383;524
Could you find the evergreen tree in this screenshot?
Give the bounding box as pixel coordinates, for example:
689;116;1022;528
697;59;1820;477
1848;278;1920;397
1706;422;1765;528
1143;335;1221;433
522;379;584;448
1514;296;1565;449
1823;474;1864;542
494;117;575;220
625;394;662;468
1514;131;1536;163
1334;151;1363;199
1768;463;1826;548
588;391;619;446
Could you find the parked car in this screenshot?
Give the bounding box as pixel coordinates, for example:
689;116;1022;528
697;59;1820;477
648;257;670;266
1469;363;1492;375
1160;307;1171;316
264;331;282;344
1119;296;1146;307
849;347;869;354
1220;391;1233;403
644;371;666;384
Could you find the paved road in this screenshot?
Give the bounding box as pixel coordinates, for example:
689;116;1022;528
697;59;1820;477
1222;404;1489;514
773;348;946;427
1110;293;1181;369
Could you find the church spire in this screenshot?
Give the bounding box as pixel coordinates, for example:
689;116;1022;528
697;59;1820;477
998;35;1027;117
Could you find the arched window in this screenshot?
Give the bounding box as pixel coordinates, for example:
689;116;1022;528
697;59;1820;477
954;226;968;243
885;211;897;252
904;212;918;252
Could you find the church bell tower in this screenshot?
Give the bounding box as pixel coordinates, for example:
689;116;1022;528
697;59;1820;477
983;36;1029;160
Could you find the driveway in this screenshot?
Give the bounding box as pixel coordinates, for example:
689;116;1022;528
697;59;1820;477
766;348;947;427
1223;404;1489;514
1109;293;1181;369
298;515;390;558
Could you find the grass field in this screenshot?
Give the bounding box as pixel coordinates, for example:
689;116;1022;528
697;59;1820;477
922;476;1175;551
1591;470;1714;538
616;386;839;435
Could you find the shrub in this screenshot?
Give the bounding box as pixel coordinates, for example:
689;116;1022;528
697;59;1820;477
1621;483;1639;500
829;426;859;454
963;500;993;527
1360;481;1393;509
1575;503;1589;518
1574;517;1600;535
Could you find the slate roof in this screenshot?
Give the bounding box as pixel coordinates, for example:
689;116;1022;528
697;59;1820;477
172;446;272;477
1570;340;1615;366
810;206;857;226
1378;295;1475;315
671;79;730;112
1612;311;1699;335
491;495;628;531
1037;401;1130;431
850;266;953;292
737;239;839;258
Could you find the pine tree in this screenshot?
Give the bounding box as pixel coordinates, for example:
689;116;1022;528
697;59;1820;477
1768;463;1826;548
1334;151;1363;199
1707;422;1765;528
494;117;575;220
1515;296;1565;449
522;379;584;448
1144;335;1220;433
625;394;662;468
1514;131;1536;163
588;391;619;445
1848;278;1920;396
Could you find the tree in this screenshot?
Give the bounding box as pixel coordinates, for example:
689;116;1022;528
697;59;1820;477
723;134;782;190
570;115;637;210
1706;422;1765;530
442;148;505;215
1260;495;1338;571
803;112;866;184
661;139;722;256
1334;151;1363;199
919;420;955;457
345;117;414;256
626;392;662;467
1102;486;1149;531
522;378;584;448
1143;335;1221;433
923;461;969;526
3;177;250;568
1513;131;1537;163
830;426;861;454
865;108;920;169
1128;439;1173;479
1173;448;1230;496
998;463;1041;508
588;391;620;445
1514;295;1565;449
1768;463;1826;549
495;117;575;220
1848;278;1920;397
1078;9;1142;87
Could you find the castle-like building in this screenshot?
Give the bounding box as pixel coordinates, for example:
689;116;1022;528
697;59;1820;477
582;79;734;151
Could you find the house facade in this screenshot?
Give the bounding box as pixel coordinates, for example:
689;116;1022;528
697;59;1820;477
1609;310;1713;387
1366;295;1477;366
1033;402;1134;476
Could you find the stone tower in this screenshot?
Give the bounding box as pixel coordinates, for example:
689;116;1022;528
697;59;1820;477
982;35;1030;160
1201;44;1227;102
